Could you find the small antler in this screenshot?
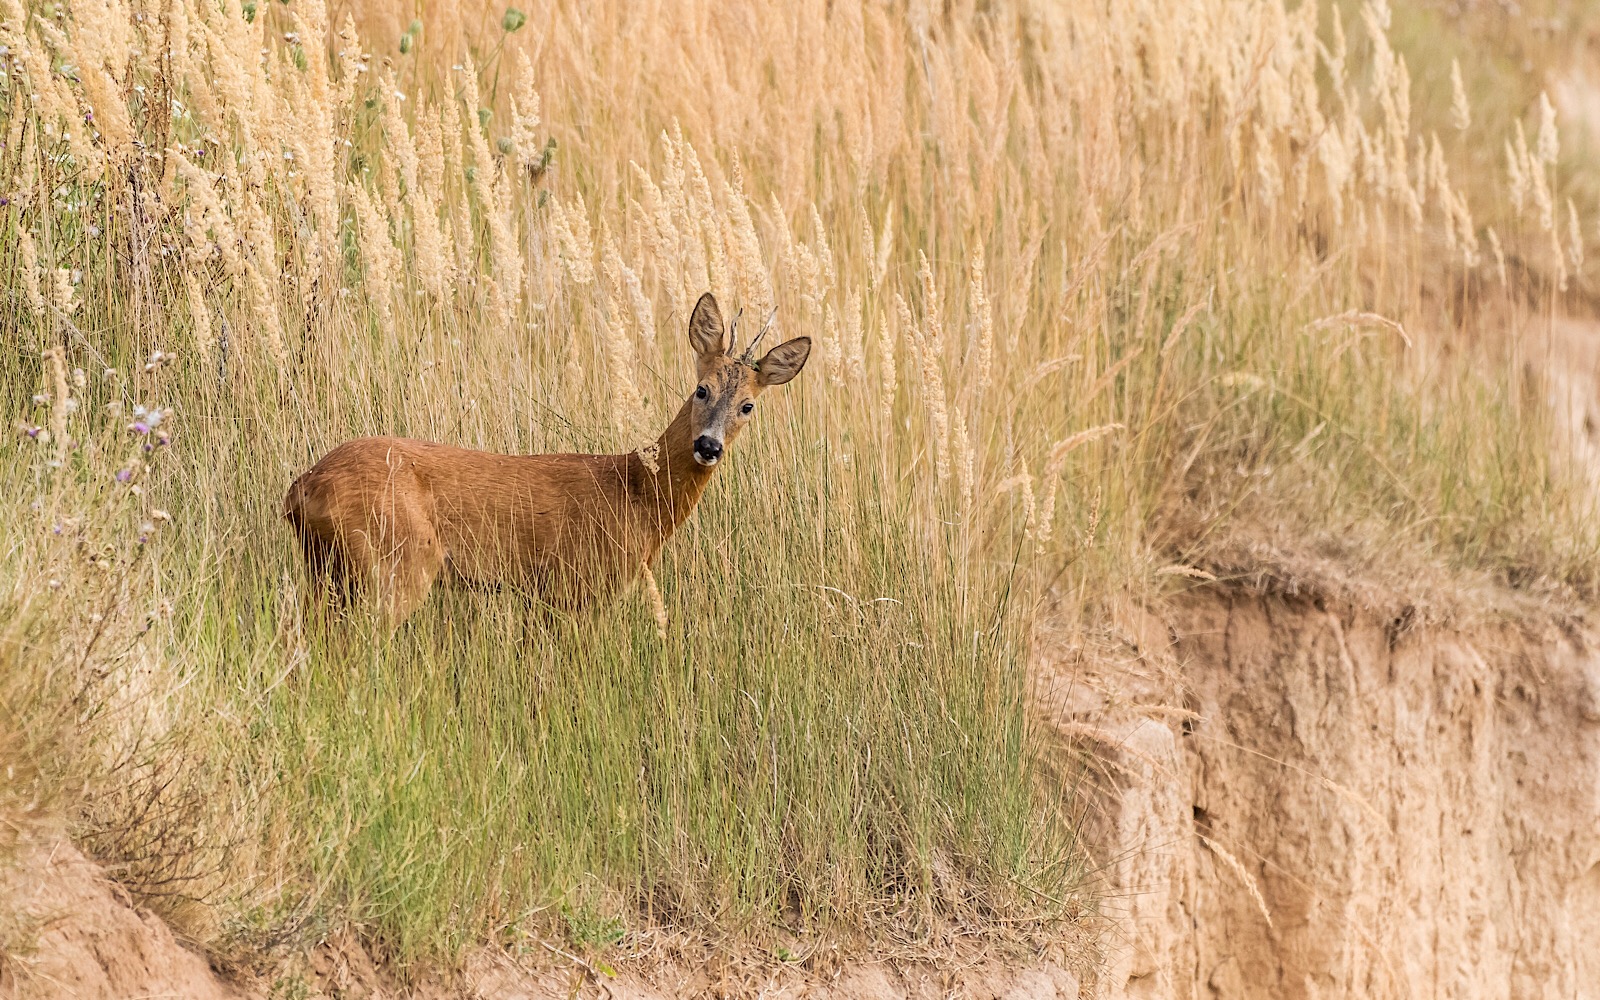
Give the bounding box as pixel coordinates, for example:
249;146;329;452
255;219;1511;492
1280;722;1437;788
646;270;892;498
727;307;745;356
739;307;780;364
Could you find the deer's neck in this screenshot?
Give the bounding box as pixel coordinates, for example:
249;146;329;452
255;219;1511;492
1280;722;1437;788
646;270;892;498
627;398;716;542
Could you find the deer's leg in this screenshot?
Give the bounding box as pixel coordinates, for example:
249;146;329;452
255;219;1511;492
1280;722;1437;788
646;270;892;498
375;502;444;626
295;529;347;626
285;505;358;628
340;494;442;628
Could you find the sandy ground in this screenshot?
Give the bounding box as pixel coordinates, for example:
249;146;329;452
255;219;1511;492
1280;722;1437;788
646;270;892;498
0;833;1085;999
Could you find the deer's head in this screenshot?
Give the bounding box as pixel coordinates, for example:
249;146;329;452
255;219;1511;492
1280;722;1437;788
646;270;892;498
682;292;811;468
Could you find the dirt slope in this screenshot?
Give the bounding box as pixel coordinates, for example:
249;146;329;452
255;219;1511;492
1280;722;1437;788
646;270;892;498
1;835;242;999
1055;589;1600;999
0;838;1083;999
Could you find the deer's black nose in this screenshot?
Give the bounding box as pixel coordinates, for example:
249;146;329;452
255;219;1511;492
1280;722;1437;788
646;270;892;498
693;436;723;464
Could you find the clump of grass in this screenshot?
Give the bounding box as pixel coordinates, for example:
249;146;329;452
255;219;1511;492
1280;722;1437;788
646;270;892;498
231;483;1054;959
0;0;1596;971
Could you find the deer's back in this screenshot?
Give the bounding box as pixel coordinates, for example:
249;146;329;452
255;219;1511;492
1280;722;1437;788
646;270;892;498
284;436;648;600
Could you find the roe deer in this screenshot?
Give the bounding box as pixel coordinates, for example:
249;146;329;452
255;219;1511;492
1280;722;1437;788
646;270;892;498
283;292;810;624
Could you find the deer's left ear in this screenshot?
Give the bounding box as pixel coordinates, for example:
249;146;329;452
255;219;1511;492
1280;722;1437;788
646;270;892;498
754;337;811;386
687;292;726;358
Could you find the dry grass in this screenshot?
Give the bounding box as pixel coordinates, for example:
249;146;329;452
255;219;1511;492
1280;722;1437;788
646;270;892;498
1;0;1597;971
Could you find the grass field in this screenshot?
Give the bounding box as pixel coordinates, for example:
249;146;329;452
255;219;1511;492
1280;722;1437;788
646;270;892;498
2;0;1597;972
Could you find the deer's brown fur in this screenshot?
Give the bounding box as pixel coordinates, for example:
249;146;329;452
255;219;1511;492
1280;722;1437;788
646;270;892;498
282;293;810;623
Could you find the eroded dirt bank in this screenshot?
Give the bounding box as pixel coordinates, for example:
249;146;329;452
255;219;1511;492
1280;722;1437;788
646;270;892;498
1062;588;1600;1000
0;836;242;999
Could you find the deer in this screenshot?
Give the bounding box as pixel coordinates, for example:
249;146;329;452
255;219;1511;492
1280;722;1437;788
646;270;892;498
282;292;810;625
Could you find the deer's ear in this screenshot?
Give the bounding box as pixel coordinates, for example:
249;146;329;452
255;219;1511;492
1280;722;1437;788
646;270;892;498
687;292;725;358
755;337;811;386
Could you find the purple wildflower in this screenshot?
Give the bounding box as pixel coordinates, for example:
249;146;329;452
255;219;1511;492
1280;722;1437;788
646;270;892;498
132;421;151;435
115;468;132;483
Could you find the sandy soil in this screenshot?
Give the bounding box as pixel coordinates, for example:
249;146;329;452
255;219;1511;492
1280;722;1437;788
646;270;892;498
0;834;1084;999
1040;585;1600;1000
1;834;242;1000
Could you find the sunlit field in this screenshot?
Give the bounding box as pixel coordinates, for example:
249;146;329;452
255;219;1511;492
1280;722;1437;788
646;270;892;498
3;0;1596;970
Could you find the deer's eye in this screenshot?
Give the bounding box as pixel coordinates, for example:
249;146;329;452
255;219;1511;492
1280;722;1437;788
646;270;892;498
740;402;754;415
695;385;709;400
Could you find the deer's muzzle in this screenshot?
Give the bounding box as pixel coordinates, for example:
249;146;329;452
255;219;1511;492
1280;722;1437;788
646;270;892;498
692;435;723;467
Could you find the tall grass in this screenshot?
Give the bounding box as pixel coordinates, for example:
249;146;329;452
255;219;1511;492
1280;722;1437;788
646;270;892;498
1;0;1595;968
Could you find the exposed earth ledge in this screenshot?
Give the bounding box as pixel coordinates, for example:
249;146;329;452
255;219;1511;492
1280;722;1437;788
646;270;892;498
1047;586;1600;1000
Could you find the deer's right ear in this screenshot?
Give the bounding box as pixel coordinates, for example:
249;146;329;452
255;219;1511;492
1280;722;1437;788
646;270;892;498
687;292;725;358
